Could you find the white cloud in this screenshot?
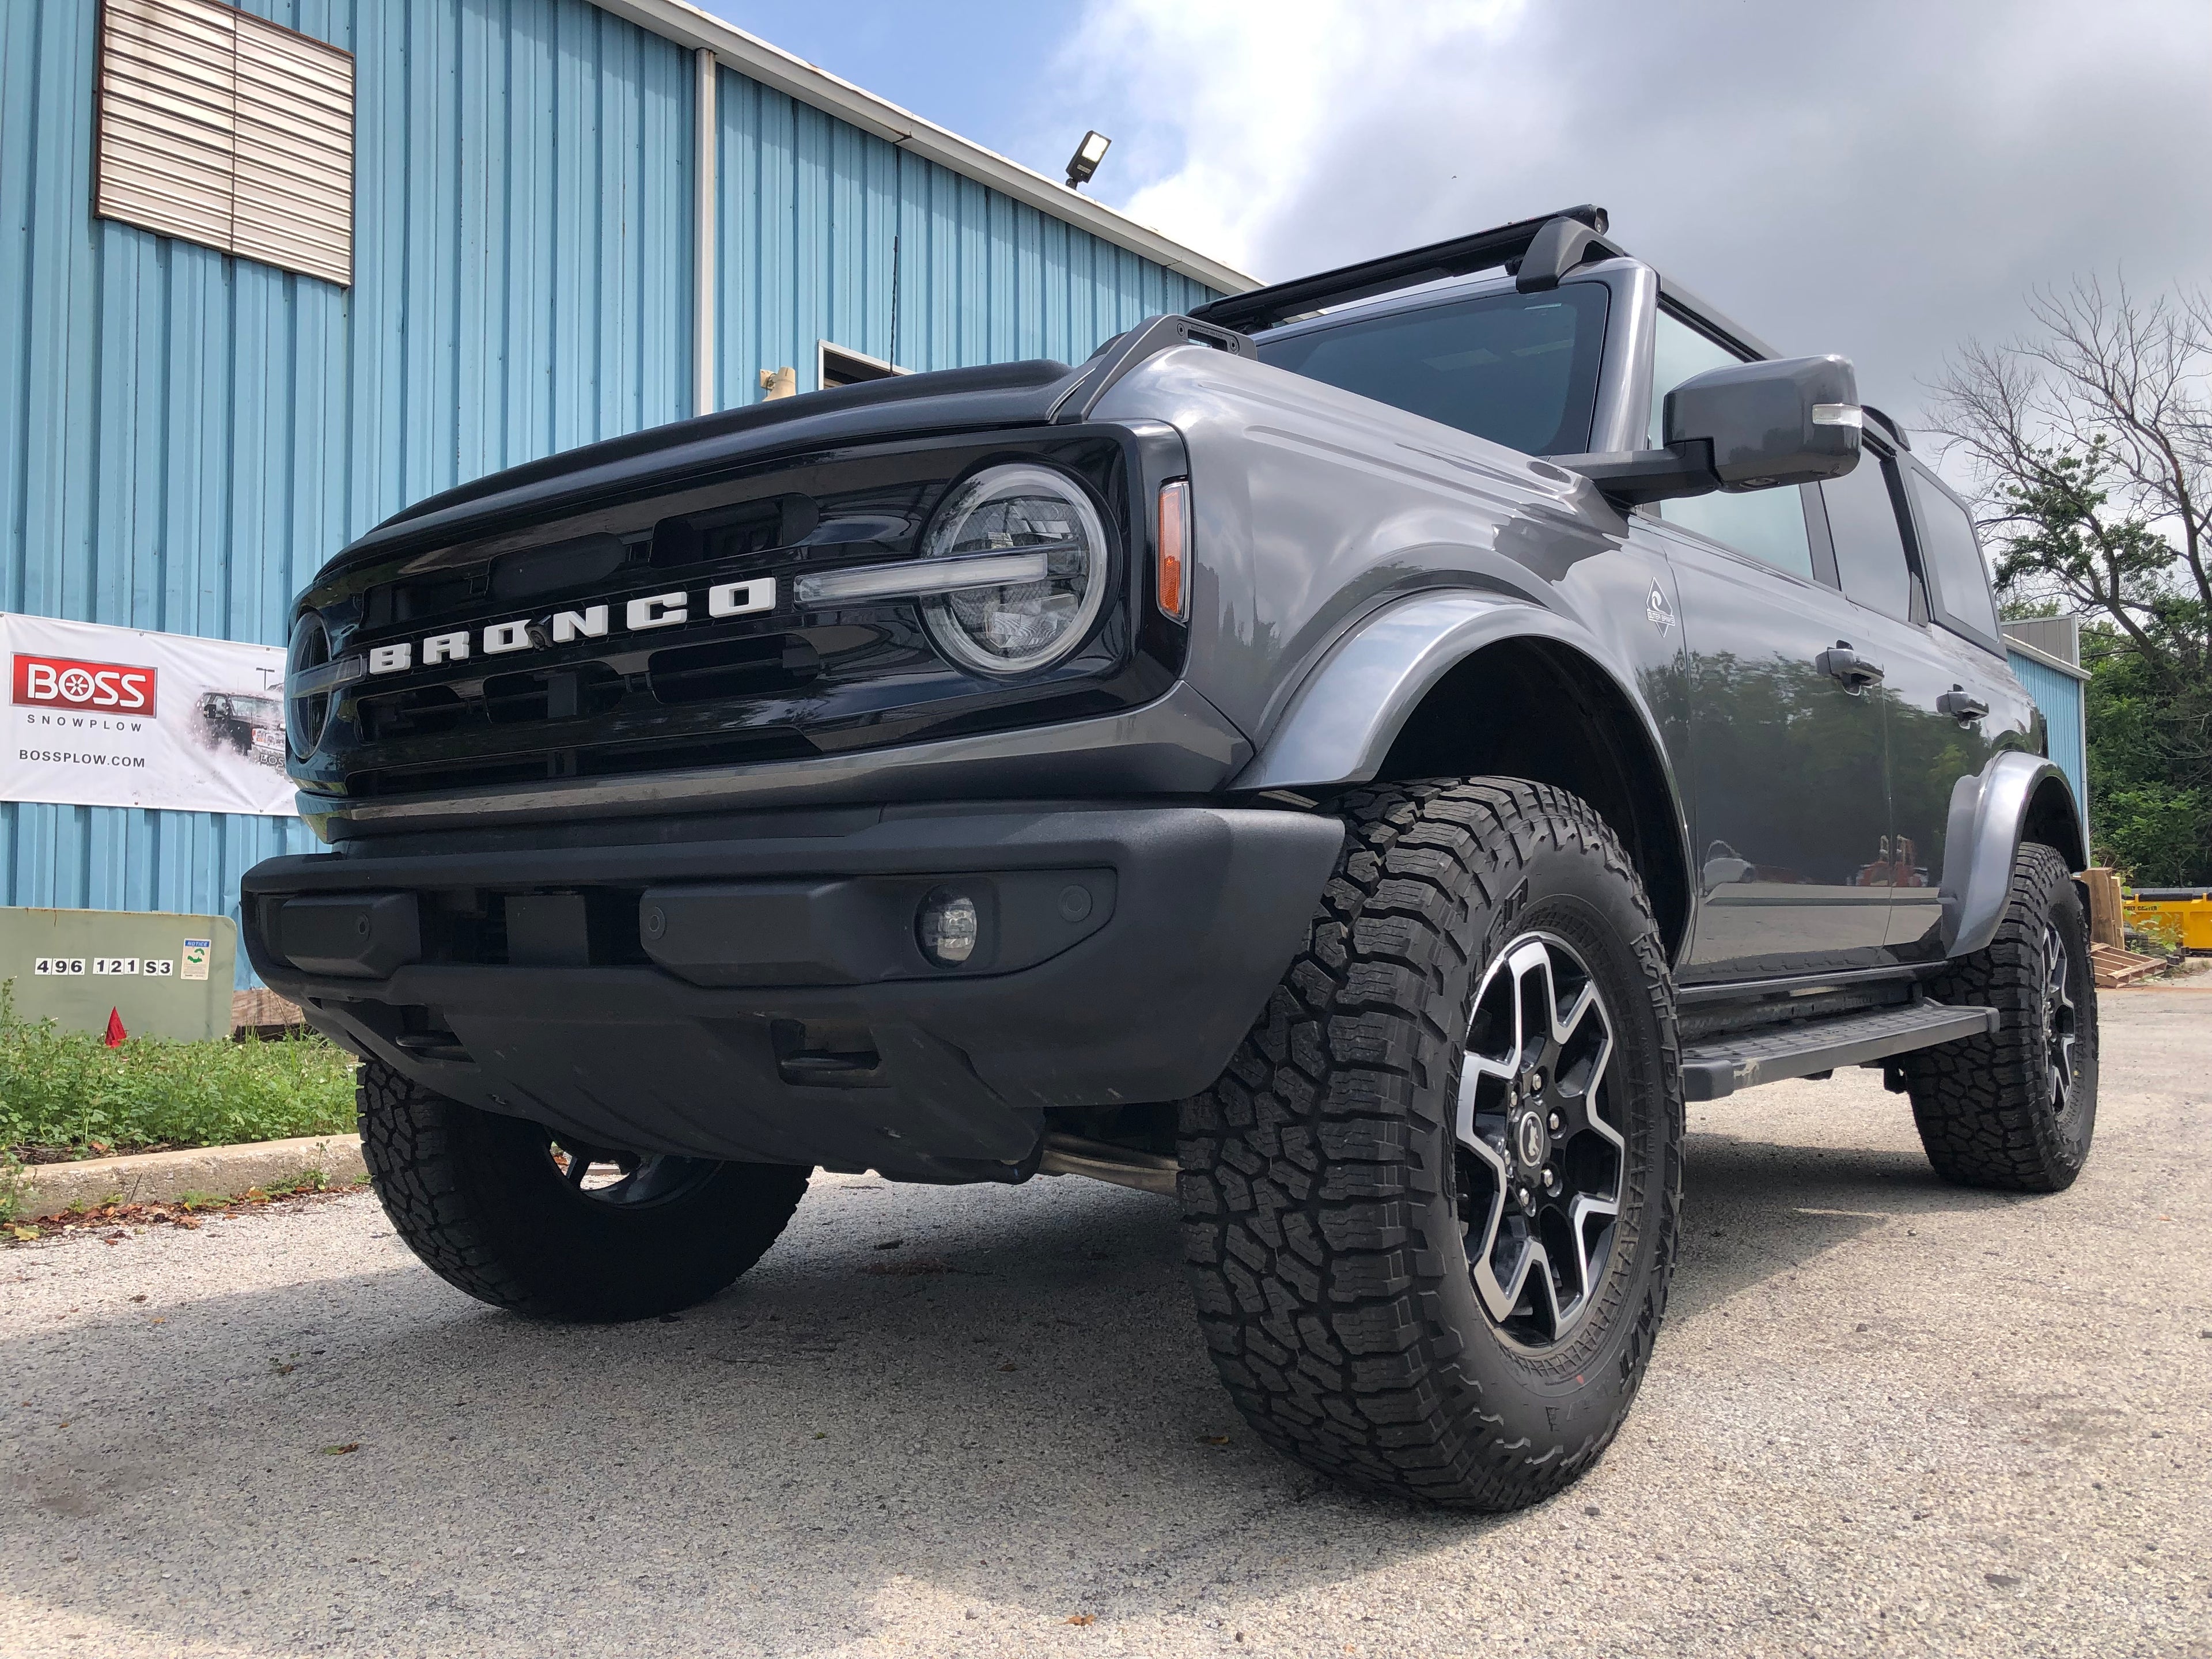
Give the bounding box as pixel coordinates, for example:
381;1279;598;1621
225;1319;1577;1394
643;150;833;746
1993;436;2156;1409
1054;0;1524;278
1050;0;2212;435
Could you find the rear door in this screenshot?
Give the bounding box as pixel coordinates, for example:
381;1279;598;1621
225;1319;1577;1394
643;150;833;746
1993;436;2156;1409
1874;458;2020;957
1646;311;1895;982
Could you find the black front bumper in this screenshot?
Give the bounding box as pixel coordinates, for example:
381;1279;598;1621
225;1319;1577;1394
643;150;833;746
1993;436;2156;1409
242;802;1343;1180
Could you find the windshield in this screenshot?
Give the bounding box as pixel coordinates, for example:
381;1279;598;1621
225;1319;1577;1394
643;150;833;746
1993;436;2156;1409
1256;283;1609;456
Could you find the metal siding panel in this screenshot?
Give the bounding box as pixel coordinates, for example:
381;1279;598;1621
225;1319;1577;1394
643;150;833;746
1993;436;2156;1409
986;187;1013;365
928;162;958;372
726;66;756;393
1012;200;1043;361
597;6;635;441
2009;649;2089;819
642;31;691;427
861;132;896;367
956;175;987;366
0;1;38;616
453;0;499;485
831;118;862;372
791;101;828;390
508;2;554;462
757;84;797;392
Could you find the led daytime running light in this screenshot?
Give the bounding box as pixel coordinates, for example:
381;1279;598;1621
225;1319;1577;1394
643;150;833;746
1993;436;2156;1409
794;547;1057;606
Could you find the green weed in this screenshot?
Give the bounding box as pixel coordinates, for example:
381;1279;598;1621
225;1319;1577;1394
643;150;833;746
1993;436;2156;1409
0;982;355;1161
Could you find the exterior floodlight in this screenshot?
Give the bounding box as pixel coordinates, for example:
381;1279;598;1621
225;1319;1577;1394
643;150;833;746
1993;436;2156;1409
1065;130;1111;189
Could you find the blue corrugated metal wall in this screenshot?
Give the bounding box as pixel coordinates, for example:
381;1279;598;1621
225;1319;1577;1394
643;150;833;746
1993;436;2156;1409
1;0;1212;986
2009;648;2089;823
711;67;1215;397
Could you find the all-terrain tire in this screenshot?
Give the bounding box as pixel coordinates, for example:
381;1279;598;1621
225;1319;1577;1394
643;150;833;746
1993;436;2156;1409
1178;778;1683;1510
1899;843;2097;1192
357;1059;810;1321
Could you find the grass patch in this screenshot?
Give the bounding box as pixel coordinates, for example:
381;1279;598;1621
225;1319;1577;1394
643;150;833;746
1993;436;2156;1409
0;981;356;1166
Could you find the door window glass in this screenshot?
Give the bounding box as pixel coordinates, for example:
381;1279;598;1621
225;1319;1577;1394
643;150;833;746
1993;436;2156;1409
1646;312;1816;582
1660;485;1818;582
1905;469;2002;645
1647;312;1739;446
1821;452;1914;621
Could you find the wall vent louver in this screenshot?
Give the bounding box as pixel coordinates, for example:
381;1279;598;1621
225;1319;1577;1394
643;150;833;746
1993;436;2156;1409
94;0;354;287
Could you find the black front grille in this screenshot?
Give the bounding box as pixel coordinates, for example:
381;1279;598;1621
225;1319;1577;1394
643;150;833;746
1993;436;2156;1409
646;635;823;705
483;663;630;725
346;726;819;797
296;430;1179;805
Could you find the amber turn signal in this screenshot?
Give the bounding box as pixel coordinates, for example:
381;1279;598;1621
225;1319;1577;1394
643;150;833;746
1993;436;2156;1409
1157;478;1191;622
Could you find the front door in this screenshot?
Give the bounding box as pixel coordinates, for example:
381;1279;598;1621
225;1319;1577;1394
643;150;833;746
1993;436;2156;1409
1660;498;1896;981
1645;310;1892;982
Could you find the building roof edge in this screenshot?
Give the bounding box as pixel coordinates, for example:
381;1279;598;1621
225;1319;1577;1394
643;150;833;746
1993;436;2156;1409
590;0;1258;296
2002;633;2092;682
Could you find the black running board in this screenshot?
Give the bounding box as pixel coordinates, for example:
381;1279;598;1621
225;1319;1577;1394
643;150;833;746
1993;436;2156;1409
1680;1001;1998;1102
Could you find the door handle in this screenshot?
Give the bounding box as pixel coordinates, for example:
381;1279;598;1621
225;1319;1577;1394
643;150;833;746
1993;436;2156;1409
1816;642;1885;691
1937;687;1988;725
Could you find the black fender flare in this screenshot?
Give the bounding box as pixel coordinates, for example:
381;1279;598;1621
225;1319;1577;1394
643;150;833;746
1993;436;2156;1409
1940;752;2088;959
1232;589;1692;907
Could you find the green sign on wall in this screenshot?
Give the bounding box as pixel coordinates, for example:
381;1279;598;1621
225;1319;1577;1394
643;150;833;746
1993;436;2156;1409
0;908;236;1040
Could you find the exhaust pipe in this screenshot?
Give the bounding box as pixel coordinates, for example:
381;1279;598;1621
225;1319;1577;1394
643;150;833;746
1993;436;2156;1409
1037;1132;1179;1197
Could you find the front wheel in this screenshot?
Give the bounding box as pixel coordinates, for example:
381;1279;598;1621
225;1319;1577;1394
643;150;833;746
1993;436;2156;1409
357;1060;810;1321
1179;778;1683;1510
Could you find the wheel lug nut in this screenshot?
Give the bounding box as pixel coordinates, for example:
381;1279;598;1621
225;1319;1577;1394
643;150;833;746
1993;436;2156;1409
1543;1167;1560;1193
1547;1111;1562;1132
1516;1185;1533;1210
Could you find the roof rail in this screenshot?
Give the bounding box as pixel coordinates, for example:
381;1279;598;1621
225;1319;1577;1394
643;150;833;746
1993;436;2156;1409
1187;205;1623;335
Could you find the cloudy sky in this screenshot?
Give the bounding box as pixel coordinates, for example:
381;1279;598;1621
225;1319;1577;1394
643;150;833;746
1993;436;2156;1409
707;0;2210;440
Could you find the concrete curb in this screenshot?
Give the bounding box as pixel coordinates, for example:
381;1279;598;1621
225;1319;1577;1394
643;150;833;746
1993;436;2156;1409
19;1133;367;1220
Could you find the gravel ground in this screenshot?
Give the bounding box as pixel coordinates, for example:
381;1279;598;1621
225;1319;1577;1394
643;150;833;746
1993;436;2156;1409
5;989;2208;1658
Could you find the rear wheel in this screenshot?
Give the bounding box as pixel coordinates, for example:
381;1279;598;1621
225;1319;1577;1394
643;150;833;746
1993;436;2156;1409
1901;843;2097;1191
1178;778;1682;1510
357;1059;809;1321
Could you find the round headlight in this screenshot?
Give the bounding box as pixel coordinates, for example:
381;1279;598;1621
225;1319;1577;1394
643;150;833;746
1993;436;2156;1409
919;464;1109;676
287;611;331;760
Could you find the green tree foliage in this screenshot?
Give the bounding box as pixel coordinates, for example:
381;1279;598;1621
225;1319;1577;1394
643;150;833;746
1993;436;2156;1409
1933;278;2212;883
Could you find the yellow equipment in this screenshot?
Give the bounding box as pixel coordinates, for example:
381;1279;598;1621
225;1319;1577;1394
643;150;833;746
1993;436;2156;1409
2124;889;2212;953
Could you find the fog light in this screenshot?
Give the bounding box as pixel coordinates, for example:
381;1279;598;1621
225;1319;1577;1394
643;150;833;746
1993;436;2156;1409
916;889;979;967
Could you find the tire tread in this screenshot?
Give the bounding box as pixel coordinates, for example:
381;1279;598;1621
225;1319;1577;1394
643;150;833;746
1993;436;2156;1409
1178;778;1681;1510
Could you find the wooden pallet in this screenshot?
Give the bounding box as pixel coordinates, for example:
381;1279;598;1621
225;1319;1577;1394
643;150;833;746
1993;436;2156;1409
2090;942;2165;988
230;987;308;1040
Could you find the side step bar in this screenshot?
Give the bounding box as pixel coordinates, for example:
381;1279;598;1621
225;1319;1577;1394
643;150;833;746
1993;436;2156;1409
1680;1001;1998;1102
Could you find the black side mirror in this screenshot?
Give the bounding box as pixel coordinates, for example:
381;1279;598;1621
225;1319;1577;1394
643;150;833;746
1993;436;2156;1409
1555;354;1863;506
1667;355;1862;490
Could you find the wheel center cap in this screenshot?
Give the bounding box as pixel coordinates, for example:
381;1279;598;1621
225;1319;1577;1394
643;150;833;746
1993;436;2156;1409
1513;1108;1550;1171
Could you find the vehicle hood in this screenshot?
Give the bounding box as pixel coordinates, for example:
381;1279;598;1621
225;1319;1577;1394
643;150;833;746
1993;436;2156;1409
317;358;1082;587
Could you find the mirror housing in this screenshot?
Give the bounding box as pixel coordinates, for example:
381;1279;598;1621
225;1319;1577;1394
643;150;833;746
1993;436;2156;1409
1555;353;1863;506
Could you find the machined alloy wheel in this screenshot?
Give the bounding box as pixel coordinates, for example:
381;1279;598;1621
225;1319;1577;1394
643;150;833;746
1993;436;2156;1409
1456;933;1623;1347
2039;919;2081;1120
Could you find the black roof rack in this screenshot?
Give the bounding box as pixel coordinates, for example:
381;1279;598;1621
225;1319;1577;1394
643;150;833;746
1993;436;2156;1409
1188;205;1624;335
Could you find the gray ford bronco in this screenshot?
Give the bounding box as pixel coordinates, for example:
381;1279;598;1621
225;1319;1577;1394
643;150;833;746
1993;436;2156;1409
245;206;2096;1510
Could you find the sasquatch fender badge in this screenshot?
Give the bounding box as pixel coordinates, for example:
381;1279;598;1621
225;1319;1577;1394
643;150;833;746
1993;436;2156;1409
1645;583;1675;635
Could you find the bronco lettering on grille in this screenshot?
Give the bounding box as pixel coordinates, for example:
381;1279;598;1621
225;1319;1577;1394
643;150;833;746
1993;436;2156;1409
363;578;777;676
